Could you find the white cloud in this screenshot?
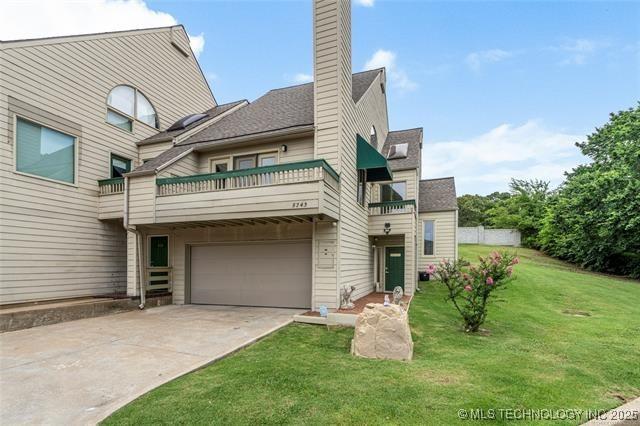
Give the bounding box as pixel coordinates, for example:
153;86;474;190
422;121;588;195
466;49;513;71
292;73;314;84
0;0;205;57
364;49;417;92
189;33;205;58
551;38;608;66
354;0;375;6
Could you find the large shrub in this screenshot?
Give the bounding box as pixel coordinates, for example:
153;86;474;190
540;105;640;277
428;251;519;332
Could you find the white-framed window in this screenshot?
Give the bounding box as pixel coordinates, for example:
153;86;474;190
380;181;406;202
110;153;131;178
423;220;435;256
232;151;279;170
14;116;77;185
209;157;231;173
106;85;158;131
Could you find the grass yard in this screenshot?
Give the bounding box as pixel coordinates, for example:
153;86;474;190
104;245;640;425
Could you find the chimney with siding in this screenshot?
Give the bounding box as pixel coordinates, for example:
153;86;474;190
313;0;352;171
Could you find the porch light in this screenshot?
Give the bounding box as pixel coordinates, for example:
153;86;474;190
384;222;391;235
281;144;288;152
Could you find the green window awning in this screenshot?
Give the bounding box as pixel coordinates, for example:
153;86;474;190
356;134;393;182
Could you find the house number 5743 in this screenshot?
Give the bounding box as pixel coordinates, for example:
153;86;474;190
292;201;308;208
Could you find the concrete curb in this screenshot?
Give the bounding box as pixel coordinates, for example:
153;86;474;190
582;398;640;426
94;317;295;424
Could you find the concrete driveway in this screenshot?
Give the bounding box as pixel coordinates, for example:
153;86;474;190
0;304;302;425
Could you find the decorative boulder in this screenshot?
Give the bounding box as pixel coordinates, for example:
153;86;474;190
351;303;413;361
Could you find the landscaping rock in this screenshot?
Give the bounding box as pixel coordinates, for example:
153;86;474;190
351;303;413;361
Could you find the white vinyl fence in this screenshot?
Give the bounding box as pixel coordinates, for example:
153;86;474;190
458;226;521;247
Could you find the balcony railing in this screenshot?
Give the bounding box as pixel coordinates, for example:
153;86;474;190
368;200;416;215
156;159;340;196
98;177;125;195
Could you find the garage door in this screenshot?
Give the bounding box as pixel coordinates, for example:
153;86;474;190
190;241;312;308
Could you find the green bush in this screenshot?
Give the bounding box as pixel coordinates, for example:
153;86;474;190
427;251;519;332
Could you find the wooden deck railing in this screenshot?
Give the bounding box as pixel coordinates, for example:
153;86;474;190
98;177;125;195
156;160;340;196
368;200;416;215
147;267;172;292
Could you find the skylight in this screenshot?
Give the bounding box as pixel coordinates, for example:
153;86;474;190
167;113;208;131
387;143;408;159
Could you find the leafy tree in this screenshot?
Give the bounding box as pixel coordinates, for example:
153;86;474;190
457;192;510;227
540;105;640;277
486;179;553;248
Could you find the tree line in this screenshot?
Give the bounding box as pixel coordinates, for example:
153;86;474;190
457;104;640;278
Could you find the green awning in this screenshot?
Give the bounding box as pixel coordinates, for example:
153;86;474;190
356;134;393;182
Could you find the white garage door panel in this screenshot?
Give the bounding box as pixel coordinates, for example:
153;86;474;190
190;241;312;308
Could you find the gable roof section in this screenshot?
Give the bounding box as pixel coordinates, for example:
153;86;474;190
419;177;458;212
352;68;382;103
130;69;386;175
181;83;315;145
0;25;216;107
138;100;246;145
179;69;384;146
381;128;423;171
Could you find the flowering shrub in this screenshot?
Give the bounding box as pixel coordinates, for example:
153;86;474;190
427;251;519;332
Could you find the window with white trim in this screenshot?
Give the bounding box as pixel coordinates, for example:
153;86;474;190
423;220;435;255
15;117;76;184
106;85;158;131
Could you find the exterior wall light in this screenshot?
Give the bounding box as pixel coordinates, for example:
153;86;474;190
281;144;288;152
384;222;391;235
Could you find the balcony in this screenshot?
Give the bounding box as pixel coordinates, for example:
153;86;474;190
98;177;124;220
128;160;341;226
368;200;416;236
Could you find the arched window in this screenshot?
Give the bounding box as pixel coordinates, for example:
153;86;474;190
106;85;158;131
370;125;377;148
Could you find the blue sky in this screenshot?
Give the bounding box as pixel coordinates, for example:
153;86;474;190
2;0;639;194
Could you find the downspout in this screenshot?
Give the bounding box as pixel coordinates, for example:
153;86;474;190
123;176;146;309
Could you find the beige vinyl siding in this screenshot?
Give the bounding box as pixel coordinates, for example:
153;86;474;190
152;182;325;224
195;136;314;174
417;210;457;271
157;151;198;177
143;222;313;304
0;27;214;303
98;193;124;220
372;169;419;202
139;140;173;163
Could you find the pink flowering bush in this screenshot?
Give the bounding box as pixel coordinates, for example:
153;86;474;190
427;251;519;332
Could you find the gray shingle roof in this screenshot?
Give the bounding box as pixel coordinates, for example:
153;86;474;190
130;69;384;175
381;128;423;171
138;100;245;145
352;68;382;103
129;145;192;175
419;178;458;212
180;69;383;146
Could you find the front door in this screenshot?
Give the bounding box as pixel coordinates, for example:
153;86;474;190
385;247;405;292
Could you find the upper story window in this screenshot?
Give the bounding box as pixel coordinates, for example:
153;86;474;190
110;154;131;178
106;85;158;131
380;181;406;202
15;117;76;185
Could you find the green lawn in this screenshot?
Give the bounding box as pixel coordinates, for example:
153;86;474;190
104;245;640;425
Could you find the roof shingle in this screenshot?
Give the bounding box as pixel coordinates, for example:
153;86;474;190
138;100;245;145
419;177;458;212
381;128;423;171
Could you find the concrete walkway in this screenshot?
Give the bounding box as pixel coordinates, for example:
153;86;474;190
0;304;302;425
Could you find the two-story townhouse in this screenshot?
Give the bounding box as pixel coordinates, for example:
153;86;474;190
0;0;457;312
